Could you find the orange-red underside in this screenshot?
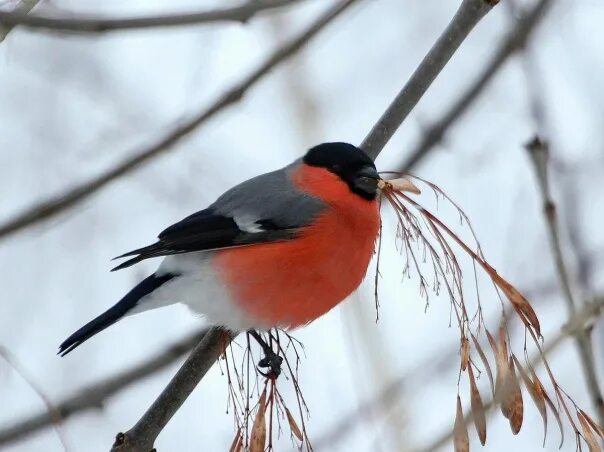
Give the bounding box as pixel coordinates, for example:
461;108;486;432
214;164;380;328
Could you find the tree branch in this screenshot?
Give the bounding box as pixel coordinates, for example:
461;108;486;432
110;328;233;452
0;0;359;242
398;0;553;172
526;137;604;424
361;0;496;160
0;329;208;447
0;0;40;41
0;0;308;34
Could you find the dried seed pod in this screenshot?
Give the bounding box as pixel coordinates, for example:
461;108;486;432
229;428;243;452
377;177;421;194
579;410;604;440
578;411;602;452
454;395;469;452
461;336;470;371
512;355;547;445
468;365;487;445
250;388;267;452
504;358;523;435
286;407;303;441
471;333;495;398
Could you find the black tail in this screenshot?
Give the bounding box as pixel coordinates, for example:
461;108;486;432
58;272;177;356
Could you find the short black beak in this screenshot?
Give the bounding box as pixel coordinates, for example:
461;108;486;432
358;165;380;180
353;165;380;199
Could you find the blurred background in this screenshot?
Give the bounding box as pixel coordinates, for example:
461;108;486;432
1;0;604;450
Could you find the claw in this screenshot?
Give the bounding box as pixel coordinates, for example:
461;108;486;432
258;351;283;377
248;330;284;378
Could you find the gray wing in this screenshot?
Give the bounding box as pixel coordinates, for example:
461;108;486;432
212;160;324;231
112;161;325;271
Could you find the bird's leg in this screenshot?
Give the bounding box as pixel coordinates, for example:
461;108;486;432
248;330;283;377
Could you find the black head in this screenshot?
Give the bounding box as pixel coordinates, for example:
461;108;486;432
303;142;379;200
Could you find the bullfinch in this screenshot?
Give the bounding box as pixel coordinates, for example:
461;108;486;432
58;142;385;372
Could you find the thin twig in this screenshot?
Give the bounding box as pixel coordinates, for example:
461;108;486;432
110;328;234;452
398;0;553;172
0;0;358;242
0;0;40;41
0;329;208;447
562;177;595;297
0;0;307;34
361;0;496;160
526;137;604;424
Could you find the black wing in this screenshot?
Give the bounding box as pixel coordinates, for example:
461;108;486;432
111;208;298;271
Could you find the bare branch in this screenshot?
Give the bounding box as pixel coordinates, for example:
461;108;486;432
562;178;595;297
0;329;208;447
526;137;604;424
398;0;554;172
110;328;233;452
0;0;360;242
0;0;40;41
361;0;496;160
0;0;308;34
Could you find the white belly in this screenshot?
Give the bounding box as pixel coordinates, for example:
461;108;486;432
129;252;262;331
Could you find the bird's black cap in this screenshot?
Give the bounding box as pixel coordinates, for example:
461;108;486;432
303;142;379;200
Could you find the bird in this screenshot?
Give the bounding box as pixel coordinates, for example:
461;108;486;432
58;142;383;374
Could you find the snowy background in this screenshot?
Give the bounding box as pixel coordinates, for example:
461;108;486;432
1;0;604;451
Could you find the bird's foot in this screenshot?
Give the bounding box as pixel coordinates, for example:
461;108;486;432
248;329;284;378
257;348;283;378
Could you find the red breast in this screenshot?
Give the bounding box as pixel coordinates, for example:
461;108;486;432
213;163;380;328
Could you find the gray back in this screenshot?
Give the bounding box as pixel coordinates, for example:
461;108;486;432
211;160;326;229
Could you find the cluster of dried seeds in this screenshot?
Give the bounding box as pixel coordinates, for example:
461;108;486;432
380;174;604;451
